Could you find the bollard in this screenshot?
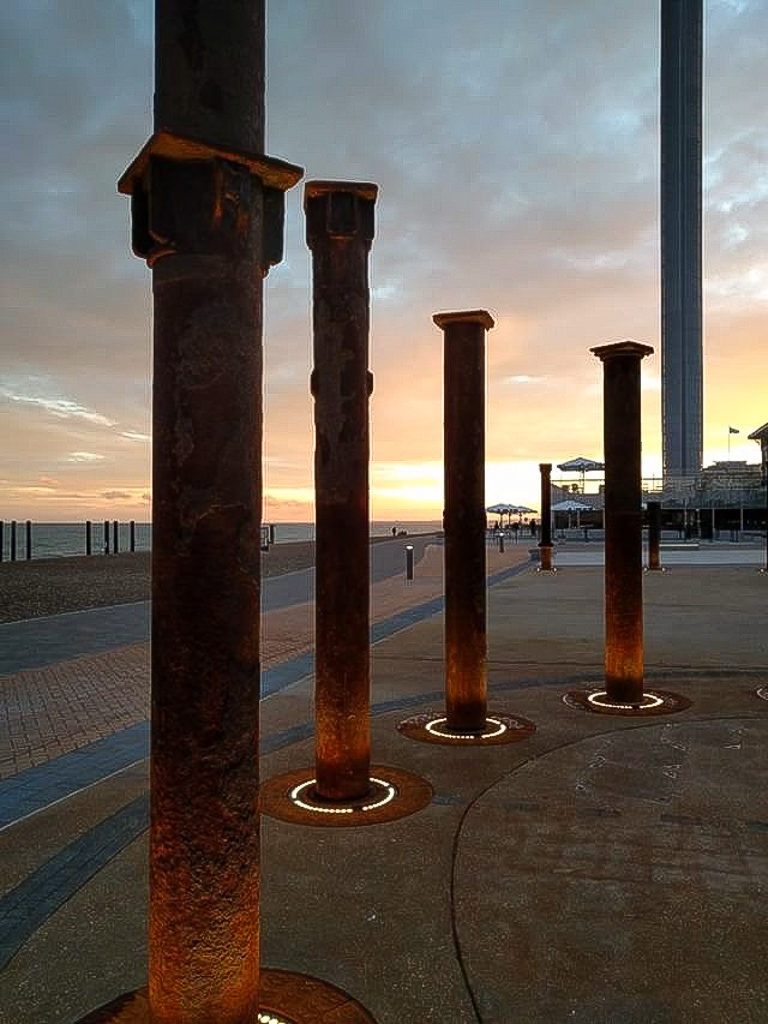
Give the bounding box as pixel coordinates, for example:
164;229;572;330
436;310;495;732
103;519;109;555
0;520;3;562
269;523;276;545
406;544;414;580
10;520;17;561
591;340;653;703
130;520;136;552
86;520;92;556
25;520;31;560
538;463;554;571
113;519;119;554
499;532;505;554
647;500;662;570
306;179;377;802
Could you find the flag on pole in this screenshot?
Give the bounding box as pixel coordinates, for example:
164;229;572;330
729;426;740;434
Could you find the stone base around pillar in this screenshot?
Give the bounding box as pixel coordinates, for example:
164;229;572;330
563;687;691;716
397;711;536;746
260;764;432;827
76;969;379;1023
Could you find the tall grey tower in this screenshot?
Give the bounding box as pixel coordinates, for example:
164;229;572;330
661;0;703;486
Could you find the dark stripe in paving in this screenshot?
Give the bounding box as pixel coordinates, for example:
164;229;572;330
0;794;149;970
0;722;149;831
0;602;151;676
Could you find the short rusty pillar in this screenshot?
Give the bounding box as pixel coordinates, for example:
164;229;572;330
436;310;494;732
306;181;377;802
539;462;554;570
647;500;662;570
591;340;653;704
117;2;302;1022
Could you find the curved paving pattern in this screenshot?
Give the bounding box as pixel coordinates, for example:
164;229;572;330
454;718;768;1024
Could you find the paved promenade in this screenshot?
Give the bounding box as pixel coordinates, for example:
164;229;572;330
0;540;766;1023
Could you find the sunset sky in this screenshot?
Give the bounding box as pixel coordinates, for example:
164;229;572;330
1;0;766;522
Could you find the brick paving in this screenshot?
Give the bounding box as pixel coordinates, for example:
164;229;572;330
0;541;530;781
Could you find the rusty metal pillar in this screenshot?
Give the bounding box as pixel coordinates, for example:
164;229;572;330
539;462;553;570
118;3;301;1022
647;500;662;570
591;340;653;704
436;310;494;732
306;181;377;801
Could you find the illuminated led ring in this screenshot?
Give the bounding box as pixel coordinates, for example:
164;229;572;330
587;691;665;711
424;716;508;740
289;777;397;815
757;686;768;702
258;1013;293;1024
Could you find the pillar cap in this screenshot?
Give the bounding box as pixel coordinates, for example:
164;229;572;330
590;339;654;361
304;180;378;207
433;310;495;330
539;462;552;472
117;129;304;195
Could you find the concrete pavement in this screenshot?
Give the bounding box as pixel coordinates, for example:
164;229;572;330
0;541;766;1023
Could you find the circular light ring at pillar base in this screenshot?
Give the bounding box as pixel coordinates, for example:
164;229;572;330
562;687;691;716
75;970;379;1023
644;566;668;573
260;764;432;827
535;567;558;574
397;711;536;746
756;685;768;702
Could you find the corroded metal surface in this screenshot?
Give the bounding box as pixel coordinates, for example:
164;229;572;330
538;462;553;571
116;3;302;1022
260;765;433;828
397;711;536;746
306;182;377;801
647;500;662;571
435;311;494;732
591;341;653;704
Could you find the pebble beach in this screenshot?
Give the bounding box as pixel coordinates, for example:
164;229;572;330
0;541;316;623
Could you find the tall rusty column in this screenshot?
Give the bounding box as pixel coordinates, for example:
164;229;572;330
647;500;663;570
436;311;494;732
591;341;653;704
118;3;301;1022
539;462;554;570
306;181;377;802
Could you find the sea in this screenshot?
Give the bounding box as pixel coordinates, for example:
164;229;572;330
0;521;442;562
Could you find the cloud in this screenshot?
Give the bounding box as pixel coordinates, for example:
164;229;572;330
101;490;131;501
67;451;106;462
1;390;116;427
